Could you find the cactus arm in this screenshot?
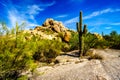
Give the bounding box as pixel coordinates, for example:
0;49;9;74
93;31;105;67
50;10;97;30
83;24;87;34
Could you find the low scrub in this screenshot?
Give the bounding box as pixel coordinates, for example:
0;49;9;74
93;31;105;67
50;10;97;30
68;31;79;51
33;39;65;63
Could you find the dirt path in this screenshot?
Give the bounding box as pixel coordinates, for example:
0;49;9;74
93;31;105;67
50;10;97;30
31;49;120;80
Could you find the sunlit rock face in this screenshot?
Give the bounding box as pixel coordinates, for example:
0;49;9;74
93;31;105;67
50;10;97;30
24;18;71;42
42;18;68;33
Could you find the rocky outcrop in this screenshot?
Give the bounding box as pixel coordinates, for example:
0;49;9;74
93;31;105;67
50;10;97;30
33;18;71;42
34;26;43;31
23;18;71;42
42;18;67;33
52;24;61;33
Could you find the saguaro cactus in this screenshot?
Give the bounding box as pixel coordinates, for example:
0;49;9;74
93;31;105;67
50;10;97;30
77;11;87;57
83;24;87;34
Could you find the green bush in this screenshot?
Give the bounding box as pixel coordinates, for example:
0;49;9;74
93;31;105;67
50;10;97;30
33;39;65;63
0;22;68;79
83;33;98;54
17;75;28;80
104;31;120;49
0;36;36;79
68;31;79;51
0;23;36;79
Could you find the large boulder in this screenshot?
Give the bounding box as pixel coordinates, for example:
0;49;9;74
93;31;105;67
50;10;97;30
52;25;61;33
63;31;71;42
42;18;53;27
42;18;68;33
34;26;43;31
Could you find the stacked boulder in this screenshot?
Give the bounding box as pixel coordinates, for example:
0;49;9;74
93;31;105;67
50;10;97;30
42;18;67;32
34;18;71;42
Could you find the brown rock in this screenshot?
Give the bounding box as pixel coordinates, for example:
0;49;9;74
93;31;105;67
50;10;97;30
63;31;71;42
43;18;53;27
42;18;68;33
34;26;42;31
52;25;61;33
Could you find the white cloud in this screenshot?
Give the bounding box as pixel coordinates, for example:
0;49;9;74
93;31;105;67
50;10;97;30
8;7;38;28
89;27;97;32
26;4;44;20
64;17;78;25
110;22;120;25
105;26;112;29
8;10;39;29
64;8;120;27
7;3;44;28
40;1;56;7
83;8;120;19
25;22;39;30
0;24;2;28
55;15;68;18
27;22;39;27
6;0;56;29
8;9;24;27
27;5;44;15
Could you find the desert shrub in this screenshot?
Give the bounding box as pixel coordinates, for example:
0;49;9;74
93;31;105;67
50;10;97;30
0;37;36;79
33;39;65;63
83;33;98;54
58;32;64;40
0;22;68;79
17;75;28;80
68;31;79;51
44;28;54;35
104;31;120;49
84;32;111;52
93;39;110;49
0;23;37;79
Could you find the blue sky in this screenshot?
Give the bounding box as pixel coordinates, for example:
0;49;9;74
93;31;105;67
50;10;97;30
0;0;120;34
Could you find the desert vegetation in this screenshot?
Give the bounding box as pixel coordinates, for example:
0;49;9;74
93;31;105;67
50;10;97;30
0;11;120;79
0;22;67;79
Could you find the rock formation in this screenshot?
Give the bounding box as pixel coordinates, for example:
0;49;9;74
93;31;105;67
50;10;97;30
24;18;71;42
42;18;68;32
34;18;71;42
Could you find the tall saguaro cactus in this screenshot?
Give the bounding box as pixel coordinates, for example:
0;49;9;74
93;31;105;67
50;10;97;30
83;24;87;34
77;11;87;57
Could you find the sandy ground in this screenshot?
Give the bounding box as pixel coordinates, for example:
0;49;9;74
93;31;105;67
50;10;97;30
30;49;120;80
